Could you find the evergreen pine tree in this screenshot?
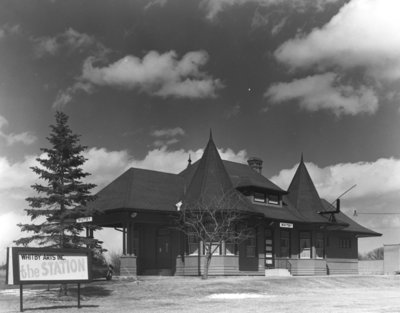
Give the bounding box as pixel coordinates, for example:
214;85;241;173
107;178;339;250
15;111;103;253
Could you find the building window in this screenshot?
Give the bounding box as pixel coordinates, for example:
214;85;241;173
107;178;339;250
315;233;324;259
268;194;280;205
299;232;311;259
339;238;352;249
254;192;266;203
280;230;290;258
246;228;257;258
188;233;199;255
225;240;235;255
204;242;220;255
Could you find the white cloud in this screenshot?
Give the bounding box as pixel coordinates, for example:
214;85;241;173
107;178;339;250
151;127;185;138
150;127;185;147
80;50;223;99
264;72;379;116
0;115;37;145
275;0;400;82
33;28;108;58
52;81;93;109
0;212;33;263
271;16;288;36
0;24;21;39
144;0;168;10
201;0;342;20
271;158;400;201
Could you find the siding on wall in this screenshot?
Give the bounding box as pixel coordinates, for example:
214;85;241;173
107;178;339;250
278;259;327;276
326;258;358;275
326;232;358;259
384;244;400;274
176;255;264;276
358;260;384;275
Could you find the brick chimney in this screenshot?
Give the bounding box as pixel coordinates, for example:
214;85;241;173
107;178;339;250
247;157;263;174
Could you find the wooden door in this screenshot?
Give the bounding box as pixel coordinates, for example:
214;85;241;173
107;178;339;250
157;234;171;269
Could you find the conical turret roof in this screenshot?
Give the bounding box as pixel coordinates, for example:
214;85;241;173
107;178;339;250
287;156;326;221
183;132;236;205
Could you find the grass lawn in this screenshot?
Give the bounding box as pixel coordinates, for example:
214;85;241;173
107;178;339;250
1;270;400;313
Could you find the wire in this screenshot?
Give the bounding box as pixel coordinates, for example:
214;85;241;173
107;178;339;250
353;210;400;216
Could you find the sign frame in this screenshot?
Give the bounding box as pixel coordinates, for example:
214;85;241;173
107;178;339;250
7;247;93;285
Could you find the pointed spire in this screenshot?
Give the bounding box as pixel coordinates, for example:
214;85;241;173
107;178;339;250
209;128;213;141
183;132;234;205
287;157;324;219
187;154;192;168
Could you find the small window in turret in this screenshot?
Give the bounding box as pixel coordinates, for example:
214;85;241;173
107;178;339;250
268;194;280;205
254;192;266;203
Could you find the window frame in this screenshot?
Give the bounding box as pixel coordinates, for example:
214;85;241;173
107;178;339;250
339;238;352;249
279;230;291;258
268;194;280;205
187;233;200;256
315;232;324;259
299;231;312;259
253;192;266;203
246;228;257;258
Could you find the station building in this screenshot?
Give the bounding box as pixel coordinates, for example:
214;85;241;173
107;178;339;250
88;134;380;276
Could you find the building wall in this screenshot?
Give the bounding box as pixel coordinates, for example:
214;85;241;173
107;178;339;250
116;212;363;277
358;260;384;275
384;244;400;274
176;225;265;276
176;255;264;276
326;231;358;259
273;228;360;275
136;224;181;275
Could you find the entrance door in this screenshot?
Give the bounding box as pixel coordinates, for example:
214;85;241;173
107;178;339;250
156;230;171;270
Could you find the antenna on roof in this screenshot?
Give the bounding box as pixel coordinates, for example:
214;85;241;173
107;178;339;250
330;184;357;206
318;184;357;223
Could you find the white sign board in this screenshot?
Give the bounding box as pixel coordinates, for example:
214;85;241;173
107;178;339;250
279;222;293;228
76;216;93;223
19;254;89;282
6;247;91;285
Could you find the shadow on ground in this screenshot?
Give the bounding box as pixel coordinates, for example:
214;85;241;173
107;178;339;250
23;304;99;311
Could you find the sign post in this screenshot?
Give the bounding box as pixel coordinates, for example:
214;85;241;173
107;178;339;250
6;247;92;312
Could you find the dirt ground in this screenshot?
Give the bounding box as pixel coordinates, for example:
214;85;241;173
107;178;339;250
1;271;400;313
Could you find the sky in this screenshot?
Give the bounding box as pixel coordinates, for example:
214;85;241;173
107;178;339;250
1;0;400;263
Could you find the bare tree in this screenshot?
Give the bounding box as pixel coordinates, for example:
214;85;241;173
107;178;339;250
177;191;252;279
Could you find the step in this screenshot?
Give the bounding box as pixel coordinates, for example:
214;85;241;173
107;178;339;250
265;268;291;277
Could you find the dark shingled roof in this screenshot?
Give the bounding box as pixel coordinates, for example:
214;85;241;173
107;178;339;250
320;199;381;237
223;161;285;192
182;132;248;208
85;136;379;237
249;195;307;223
286;156;329;223
180;160;284;193
87;168;184;212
